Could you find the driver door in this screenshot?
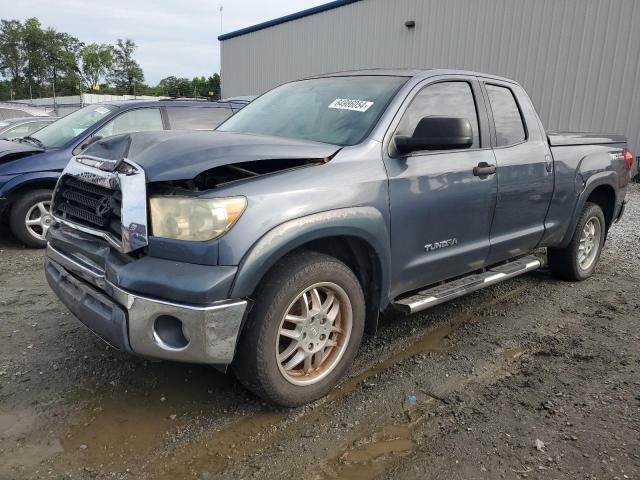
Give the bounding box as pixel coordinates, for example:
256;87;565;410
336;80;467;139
384;77;498;298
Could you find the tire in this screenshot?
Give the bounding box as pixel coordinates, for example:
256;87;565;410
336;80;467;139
233;251;366;407
548;202;606;281
9;189;54;248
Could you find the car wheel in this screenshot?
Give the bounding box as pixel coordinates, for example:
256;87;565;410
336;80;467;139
9;189;55;248
233;251;365;407
548;202;606;281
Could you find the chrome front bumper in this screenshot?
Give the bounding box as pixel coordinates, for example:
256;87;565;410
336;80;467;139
45;244;249;365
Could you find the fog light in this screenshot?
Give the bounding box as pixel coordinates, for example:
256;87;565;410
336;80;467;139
153;315;189;350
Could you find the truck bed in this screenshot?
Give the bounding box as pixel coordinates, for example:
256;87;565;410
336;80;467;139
547;131;627;147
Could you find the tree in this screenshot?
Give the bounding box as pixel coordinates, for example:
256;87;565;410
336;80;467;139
207;73;221;99
41;29;83;97
108;38;144;95
0;20;26;95
158;75;192;97
81;43;113;90
22;18;48;90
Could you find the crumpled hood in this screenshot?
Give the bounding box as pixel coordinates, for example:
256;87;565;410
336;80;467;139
0;139;44;166
83;130;341;182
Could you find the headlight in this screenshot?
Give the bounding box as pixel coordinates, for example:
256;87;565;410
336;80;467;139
149;196;246;241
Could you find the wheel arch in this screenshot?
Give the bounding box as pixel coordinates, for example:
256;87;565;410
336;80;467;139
585;184;616;230
229;207;391;333
559;174;617;247
2;173;59;209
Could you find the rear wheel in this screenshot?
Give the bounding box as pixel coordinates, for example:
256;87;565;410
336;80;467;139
9;189;54;248
233;251;365;407
548;202;606;281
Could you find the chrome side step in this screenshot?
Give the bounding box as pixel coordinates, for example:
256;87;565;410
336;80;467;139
393;255;542;314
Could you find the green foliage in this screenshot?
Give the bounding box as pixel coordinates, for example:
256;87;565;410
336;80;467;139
81;43;113;90
0;19;26;90
0;18;220;101
108;38;144;95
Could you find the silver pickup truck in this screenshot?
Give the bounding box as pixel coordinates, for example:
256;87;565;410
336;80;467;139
44;69;632;406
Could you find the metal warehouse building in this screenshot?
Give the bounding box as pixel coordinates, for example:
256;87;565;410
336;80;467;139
219;0;640;156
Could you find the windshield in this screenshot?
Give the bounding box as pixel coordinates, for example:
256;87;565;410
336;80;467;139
31;104;115;148
217;76;407;146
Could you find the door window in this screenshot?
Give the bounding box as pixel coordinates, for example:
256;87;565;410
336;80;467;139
96;108;163;138
166;106;232;130
2;121;51;139
485;84;526;146
396;81;480;149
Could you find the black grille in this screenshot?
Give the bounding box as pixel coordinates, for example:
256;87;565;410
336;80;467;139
53;176;122;241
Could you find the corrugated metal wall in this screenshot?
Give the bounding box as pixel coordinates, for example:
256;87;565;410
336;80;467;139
220;0;640;155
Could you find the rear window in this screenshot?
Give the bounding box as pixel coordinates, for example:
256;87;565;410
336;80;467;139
486;84;526;147
167;107;232;130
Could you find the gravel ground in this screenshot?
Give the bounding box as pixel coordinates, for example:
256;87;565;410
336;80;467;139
0;184;638;480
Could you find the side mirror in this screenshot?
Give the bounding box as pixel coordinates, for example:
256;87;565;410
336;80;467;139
73;135;103;155
394;117;473;154
79;135;103;151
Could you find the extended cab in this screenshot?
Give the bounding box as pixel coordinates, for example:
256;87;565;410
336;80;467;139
43;70;632;406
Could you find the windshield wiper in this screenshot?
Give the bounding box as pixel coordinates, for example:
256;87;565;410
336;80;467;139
20;136;45;149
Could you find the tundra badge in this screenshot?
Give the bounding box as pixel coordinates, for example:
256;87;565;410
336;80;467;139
425;238;458;252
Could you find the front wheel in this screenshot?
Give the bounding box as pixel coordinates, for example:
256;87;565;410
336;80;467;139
548;202;606;281
233;251;365;407
9;189;54;248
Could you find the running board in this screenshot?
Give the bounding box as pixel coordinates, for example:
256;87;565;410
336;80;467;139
393;255;542;314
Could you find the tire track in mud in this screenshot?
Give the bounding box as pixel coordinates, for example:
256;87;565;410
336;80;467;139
141;283;532;478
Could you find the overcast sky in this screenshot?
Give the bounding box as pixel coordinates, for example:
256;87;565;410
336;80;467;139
3;0;327;84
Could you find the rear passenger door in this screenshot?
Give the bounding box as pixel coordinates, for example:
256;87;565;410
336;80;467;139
481;81;554;264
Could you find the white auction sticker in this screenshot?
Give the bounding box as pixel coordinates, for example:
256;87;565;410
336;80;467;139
94;106;110;115
328;98;374;112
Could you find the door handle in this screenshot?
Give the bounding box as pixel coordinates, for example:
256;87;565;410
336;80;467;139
473;162;497;176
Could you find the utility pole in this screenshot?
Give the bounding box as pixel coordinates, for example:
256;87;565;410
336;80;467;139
52;80;57;116
220;4;223;34
219;4;224;99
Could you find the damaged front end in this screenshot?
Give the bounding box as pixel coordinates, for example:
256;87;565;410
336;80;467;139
148;156;331;194
50;130;340;251
44;129;342;366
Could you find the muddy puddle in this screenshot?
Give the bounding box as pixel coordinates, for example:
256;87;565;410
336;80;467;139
46;285;530;478
318;393;439;478
327;424;415;480
54;361;235;473
0;408;64;477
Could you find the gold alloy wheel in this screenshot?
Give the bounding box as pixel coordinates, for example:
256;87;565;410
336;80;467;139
578;216;602;271
275;282;353;386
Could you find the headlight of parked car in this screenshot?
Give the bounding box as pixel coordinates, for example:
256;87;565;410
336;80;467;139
149;196;247;241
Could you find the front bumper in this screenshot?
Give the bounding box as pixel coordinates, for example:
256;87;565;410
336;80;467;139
45;244;249;365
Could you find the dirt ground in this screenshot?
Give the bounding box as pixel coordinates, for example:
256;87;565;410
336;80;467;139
1;184;638;480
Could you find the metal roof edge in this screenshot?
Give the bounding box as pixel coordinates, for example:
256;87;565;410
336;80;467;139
218;0;362;41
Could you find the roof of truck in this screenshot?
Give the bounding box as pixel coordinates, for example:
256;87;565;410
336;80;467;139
306;68;518;84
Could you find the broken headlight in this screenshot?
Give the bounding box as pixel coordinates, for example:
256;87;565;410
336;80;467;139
149;196;246;241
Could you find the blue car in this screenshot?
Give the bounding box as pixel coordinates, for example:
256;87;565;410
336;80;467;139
0;99;247;247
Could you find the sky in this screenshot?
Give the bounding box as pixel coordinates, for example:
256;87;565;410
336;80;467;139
3;0;328;85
